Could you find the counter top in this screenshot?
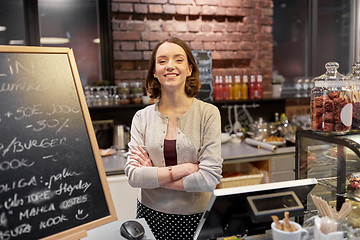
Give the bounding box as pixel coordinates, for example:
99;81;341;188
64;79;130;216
221;141;295;161
102;141;296;176
82;218;155;240
102;151;127;176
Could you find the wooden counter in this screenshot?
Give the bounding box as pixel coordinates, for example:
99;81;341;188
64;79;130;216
221;141;295;183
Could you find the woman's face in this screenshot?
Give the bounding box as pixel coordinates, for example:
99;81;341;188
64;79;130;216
153;42;192;93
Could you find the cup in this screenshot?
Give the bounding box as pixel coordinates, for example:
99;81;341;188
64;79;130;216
314;217;344;240
272;84;283;98
141;95;151;105
271;220;309;240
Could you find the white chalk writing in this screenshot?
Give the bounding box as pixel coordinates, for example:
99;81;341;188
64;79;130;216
0;158;34;171
55;180;91;196
46;104;80;115
75;209;89;221
0;212;7;227
0;137;67;157
25;190;53;204
3;194;24;210
39;214;68;230
0;223;31;240
31;117;70;133
19;203;55;221
60;195;87;209
14;104;42;120
47;168;81;189
0;176;37;194
0;82;45;93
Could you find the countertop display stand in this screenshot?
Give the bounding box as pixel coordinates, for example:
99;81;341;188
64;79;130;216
295;129;360;211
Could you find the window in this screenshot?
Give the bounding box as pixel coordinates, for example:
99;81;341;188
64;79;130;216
273;0;353;84
39;0;100;86
0;0;112;86
0;0;25;45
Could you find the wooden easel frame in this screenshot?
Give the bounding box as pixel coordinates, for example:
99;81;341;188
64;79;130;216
0;45;117;240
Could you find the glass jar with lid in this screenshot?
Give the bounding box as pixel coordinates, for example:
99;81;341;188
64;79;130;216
346;62;360;128
130;81;144;94
310;62;353;134
117;82;130;95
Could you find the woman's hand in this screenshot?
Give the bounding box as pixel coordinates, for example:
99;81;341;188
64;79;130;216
178;163;199;175
128;146;153;167
159;163;200;191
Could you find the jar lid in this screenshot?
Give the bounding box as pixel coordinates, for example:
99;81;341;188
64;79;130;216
118;93;130;98
132;93;144;97
314;80;348;87
118;82;130;88
312;62;345;82
347;80;360;86
346;62;360;81
130;81;143;87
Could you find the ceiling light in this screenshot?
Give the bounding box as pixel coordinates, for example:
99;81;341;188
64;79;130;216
93;38;100;44
9;40;25;45
0;26;6;32
40;37;69;44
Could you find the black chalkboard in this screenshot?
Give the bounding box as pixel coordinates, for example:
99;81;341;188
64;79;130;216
192;50;213;101
0;46;116;240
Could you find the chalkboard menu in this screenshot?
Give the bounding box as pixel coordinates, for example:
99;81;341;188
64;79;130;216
0;46;116;240
192;50;213;101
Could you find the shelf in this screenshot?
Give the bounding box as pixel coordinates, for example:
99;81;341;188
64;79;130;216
296;130;360;210
88;103;145;110
87;96;310;110
296;130;360;159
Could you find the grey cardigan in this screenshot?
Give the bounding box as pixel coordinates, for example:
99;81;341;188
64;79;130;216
125;98;223;214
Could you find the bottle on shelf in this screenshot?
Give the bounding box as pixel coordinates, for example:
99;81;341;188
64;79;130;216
229;76;234;100
218;76;224;100
248;75;256;99
272;112;282;136
274;112;281;127
234;75;241;100
213;76;220;100
255;74;263;99
280;113;288;125
241;75;248;99
223;76;230;100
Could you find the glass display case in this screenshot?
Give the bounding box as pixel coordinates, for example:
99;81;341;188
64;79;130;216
295;130;360;235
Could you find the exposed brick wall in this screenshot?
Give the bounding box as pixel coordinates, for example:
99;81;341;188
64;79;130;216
112;0;273;97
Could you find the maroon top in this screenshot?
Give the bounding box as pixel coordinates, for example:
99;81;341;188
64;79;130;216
164;139;177;166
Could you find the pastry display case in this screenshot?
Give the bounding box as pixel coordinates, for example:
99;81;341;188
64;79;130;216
295;130;360;234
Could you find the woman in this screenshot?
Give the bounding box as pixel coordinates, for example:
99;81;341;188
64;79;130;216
124;37;223;240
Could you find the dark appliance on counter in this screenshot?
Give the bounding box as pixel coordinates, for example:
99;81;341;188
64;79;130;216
92;120;130;151
194;178;317;240
93;120;114;149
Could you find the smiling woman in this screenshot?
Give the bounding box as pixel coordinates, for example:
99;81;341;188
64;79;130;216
124;37;223;240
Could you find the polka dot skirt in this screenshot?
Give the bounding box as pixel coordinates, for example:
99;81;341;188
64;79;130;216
136;200;202;240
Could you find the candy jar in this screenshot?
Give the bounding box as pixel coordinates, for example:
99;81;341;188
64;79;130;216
310;62;353;134
347;62;360;128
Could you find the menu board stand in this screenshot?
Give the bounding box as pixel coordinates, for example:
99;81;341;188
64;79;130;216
0;46;116;240
50;230;87;240
192;50;213;101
